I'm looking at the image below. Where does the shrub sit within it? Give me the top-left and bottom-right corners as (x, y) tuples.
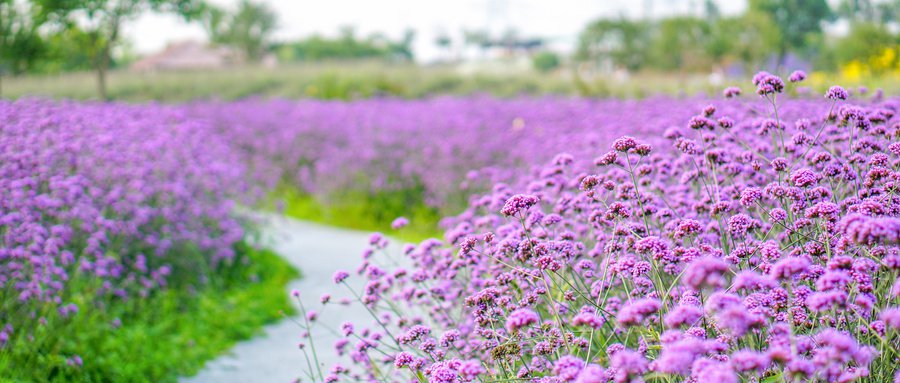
(533, 52), (561, 73)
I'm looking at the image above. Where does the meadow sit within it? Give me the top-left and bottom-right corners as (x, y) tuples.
(3, 71), (900, 382)
(6, 62), (900, 102)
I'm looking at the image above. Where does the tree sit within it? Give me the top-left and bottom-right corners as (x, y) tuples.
(832, 22), (898, 70)
(0, 0), (46, 97)
(35, 0), (204, 100)
(532, 51), (560, 73)
(205, 0), (277, 62)
(709, 11), (783, 70)
(649, 16), (713, 72)
(576, 18), (652, 71)
(748, 0), (834, 65)
(386, 29), (415, 62)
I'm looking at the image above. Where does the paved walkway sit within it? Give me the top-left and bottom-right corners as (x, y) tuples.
(182, 216), (381, 383)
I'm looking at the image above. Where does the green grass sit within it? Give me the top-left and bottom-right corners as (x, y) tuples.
(269, 185), (443, 243)
(2, 62), (571, 102)
(0, 242), (298, 383)
(5, 61), (899, 102)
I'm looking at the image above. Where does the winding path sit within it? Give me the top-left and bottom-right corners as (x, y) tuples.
(182, 216), (378, 383)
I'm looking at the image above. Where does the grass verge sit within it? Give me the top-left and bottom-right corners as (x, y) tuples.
(269, 185), (444, 243)
(4, 62), (896, 102)
(0, 241), (298, 383)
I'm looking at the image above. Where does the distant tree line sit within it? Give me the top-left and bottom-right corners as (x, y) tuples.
(576, 0), (900, 73)
(0, 0), (418, 98)
(1, 0), (205, 99)
(273, 28), (415, 63)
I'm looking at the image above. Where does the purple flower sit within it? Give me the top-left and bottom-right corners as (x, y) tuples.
(826, 85), (849, 100)
(713, 304), (763, 337)
(790, 168), (819, 187)
(572, 311), (605, 329)
(839, 214), (900, 245)
(617, 298), (661, 326)
(739, 187), (762, 206)
(391, 217), (409, 230)
(682, 257), (730, 291)
(732, 271), (777, 291)
(612, 136), (639, 152)
(880, 308), (900, 329)
(333, 270), (350, 284)
(574, 364), (606, 383)
(506, 308), (540, 333)
(770, 257), (810, 280)
(501, 194), (540, 217)
(728, 213), (756, 237)
(731, 350), (771, 373)
(689, 116), (716, 131)
(458, 360), (484, 381)
(399, 325), (431, 344)
(664, 305), (704, 328)
(789, 70), (807, 82)
(693, 360), (738, 383)
(394, 351), (414, 368)
(609, 349), (648, 382)
(654, 338), (709, 374)
(553, 355), (585, 382)
(425, 359), (469, 383)
(723, 87), (742, 98)
(752, 71), (785, 95)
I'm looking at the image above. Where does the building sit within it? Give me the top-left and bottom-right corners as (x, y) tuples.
(131, 41), (244, 72)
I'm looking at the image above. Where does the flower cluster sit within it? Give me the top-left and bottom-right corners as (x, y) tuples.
(0, 100), (249, 358)
(292, 74), (900, 382)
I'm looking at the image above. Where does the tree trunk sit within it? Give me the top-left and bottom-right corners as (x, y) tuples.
(97, 46), (109, 101)
(95, 14), (121, 101)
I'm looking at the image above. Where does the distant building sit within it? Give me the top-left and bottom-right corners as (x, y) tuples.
(131, 41), (244, 72)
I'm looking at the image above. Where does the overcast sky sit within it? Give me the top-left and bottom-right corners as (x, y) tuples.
(126, 0), (748, 61)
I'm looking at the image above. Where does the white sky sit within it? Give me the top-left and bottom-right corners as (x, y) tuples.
(125, 0), (748, 61)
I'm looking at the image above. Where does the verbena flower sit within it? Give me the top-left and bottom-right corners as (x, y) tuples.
(826, 85), (849, 100)
(506, 308), (540, 333)
(789, 70), (807, 83)
(501, 194), (540, 217)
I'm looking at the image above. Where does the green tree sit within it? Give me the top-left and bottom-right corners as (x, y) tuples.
(0, 0), (46, 96)
(532, 51), (560, 73)
(832, 22), (898, 70)
(748, 0), (833, 65)
(35, 0), (204, 99)
(709, 11), (783, 70)
(386, 29), (415, 62)
(273, 28), (414, 63)
(39, 26), (103, 73)
(649, 16), (713, 72)
(205, 0), (277, 62)
(576, 18), (651, 71)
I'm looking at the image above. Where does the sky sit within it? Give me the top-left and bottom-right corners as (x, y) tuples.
(125, 0), (748, 61)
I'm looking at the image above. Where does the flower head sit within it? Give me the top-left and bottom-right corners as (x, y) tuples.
(826, 85), (849, 100)
(501, 194), (540, 217)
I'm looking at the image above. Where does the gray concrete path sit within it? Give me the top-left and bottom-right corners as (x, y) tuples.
(182, 215), (383, 383)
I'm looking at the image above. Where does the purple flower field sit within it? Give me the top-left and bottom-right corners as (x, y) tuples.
(1, 100), (249, 338)
(3, 73), (900, 382)
(285, 78), (900, 382)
